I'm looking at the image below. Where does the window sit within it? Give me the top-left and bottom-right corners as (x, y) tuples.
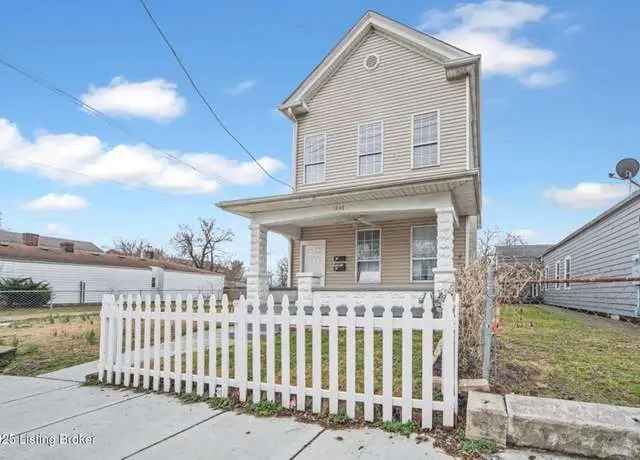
(411, 225), (437, 281)
(358, 121), (383, 176)
(79, 281), (86, 304)
(544, 266), (549, 290)
(412, 112), (439, 168)
(564, 256), (571, 289)
(555, 261), (561, 289)
(356, 229), (381, 283)
(304, 134), (326, 184)
(151, 277), (156, 288)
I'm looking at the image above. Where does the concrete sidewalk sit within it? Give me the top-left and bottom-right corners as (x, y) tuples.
(0, 375), (451, 460)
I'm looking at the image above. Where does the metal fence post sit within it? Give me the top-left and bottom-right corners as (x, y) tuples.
(482, 261), (496, 380)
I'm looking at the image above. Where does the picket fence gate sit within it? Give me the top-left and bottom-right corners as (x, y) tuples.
(98, 292), (460, 428)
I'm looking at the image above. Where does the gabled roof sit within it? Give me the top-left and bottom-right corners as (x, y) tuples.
(496, 244), (553, 261)
(279, 10), (479, 118)
(0, 229), (103, 253)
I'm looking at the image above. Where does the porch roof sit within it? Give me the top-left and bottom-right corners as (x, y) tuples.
(217, 171), (479, 218)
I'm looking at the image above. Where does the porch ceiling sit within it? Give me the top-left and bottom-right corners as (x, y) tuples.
(217, 172), (479, 218)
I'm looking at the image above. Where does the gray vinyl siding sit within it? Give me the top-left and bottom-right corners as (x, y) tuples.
(291, 216), (467, 289)
(295, 30), (468, 192)
(542, 197), (640, 317)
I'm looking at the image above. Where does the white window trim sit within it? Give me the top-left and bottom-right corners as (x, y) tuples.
(356, 120), (384, 177)
(410, 110), (440, 169)
(555, 261), (561, 290)
(564, 255), (571, 290)
(302, 133), (327, 185)
(410, 224), (437, 283)
(300, 240), (326, 287)
(354, 227), (382, 284)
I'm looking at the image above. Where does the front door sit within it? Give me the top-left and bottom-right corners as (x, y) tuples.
(301, 240), (326, 287)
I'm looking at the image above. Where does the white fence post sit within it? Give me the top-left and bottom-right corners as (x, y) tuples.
(96, 290), (461, 429)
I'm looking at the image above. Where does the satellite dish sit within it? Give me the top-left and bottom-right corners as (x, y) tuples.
(615, 158), (640, 180)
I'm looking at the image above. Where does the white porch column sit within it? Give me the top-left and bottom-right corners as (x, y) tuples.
(433, 207), (457, 296)
(246, 222), (269, 307)
(296, 272), (321, 305)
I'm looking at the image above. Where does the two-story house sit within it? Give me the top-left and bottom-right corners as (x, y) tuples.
(217, 11), (481, 306)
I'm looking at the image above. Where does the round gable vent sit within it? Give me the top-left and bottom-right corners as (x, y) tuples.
(363, 53), (380, 71)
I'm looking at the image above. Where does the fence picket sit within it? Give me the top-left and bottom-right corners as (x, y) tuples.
(311, 300), (321, 413)
(328, 299), (339, 414)
(114, 295), (124, 386)
(208, 295), (217, 396)
(236, 295), (247, 402)
(132, 294), (142, 388)
(184, 295), (194, 394)
(422, 293), (434, 429)
(295, 300), (305, 411)
(102, 295), (115, 383)
(401, 295), (413, 423)
(442, 294), (455, 427)
(251, 298), (261, 403)
(363, 299), (374, 421)
(221, 295), (230, 397)
(97, 294), (110, 382)
(142, 294), (152, 390)
(382, 295), (393, 421)
(123, 294), (133, 386)
(152, 295), (161, 391)
(266, 295), (275, 402)
(174, 294), (182, 394)
(346, 300), (356, 418)
(163, 294), (171, 393)
(281, 295), (291, 408)
(196, 295), (205, 396)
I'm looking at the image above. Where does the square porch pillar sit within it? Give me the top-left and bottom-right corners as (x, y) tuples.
(246, 222), (268, 307)
(433, 207), (457, 296)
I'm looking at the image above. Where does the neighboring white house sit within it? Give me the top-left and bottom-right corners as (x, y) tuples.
(0, 232), (224, 305)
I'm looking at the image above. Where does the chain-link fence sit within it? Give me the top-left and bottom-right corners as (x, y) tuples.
(0, 288), (225, 313)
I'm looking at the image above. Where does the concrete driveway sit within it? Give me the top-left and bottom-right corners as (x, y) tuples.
(0, 374), (452, 460)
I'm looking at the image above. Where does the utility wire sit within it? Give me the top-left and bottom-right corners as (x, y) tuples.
(0, 55), (229, 184)
(137, 0), (293, 191)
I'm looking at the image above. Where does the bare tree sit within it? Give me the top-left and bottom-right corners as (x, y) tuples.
(112, 238), (166, 259)
(171, 218), (234, 271)
(212, 259), (245, 281)
(275, 257), (288, 288)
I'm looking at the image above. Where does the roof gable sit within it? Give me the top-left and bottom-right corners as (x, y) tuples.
(279, 11), (475, 117)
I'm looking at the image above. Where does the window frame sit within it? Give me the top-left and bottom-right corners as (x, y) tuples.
(302, 133), (327, 185)
(354, 227), (382, 284)
(564, 256), (571, 290)
(555, 260), (561, 290)
(410, 110), (440, 169)
(356, 120), (384, 177)
(410, 224), (438, 283)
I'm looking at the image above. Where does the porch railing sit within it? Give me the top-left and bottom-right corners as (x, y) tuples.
(97, 292), (460, 428)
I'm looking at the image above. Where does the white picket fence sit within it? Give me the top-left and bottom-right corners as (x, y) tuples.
(98, 292), (460, 428)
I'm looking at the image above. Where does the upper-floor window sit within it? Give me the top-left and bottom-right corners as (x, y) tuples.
(411, 225), (437, 282)
(304, 134), (326, 184)
(358, 121), (383, 176)
(356, 228), (381, 283)
(412, 112), (439, 168)
(564, 256), (571, 289)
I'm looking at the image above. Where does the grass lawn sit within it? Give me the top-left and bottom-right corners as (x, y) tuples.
(495, 304), (640, 407)
(0, 312), (100, 376)
(0, 305), (100, 322)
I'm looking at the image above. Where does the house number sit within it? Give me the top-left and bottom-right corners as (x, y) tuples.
(334, 204), (345, 211)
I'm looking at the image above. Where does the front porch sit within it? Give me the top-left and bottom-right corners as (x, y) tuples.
(218, 178), (478, 307)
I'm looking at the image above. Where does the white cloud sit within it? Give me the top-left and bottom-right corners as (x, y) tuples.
(226, 80), (256, 96)
(81, 77), (186, 122)
(544, 182), (628, 209)
(418, 1), (565, 87)
(0, 118), (285, 194)
(45, 223), (72, 237)
(520, 70), (567, 88)
(24, 193), (88, 211)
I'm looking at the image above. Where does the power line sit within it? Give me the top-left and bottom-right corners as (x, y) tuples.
(0, 55), (228, 184)
(137, 0), (293, 191)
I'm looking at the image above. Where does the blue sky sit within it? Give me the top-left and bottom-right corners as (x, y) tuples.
(1, 1), (639, 270)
